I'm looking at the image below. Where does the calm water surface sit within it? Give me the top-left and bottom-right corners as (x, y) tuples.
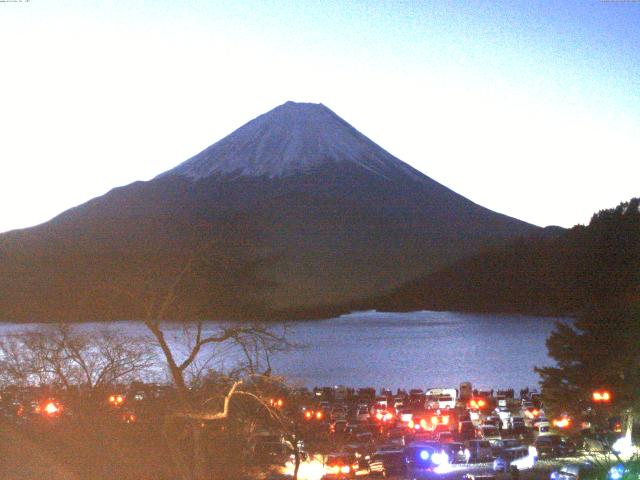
(269, 310), (565, 391)
(0, 310), (566, 391)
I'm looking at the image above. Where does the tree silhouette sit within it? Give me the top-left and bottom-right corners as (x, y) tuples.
(536, 199), (640, 435)
(134, 242), (295, 480)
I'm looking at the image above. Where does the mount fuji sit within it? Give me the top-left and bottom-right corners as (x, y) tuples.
(0, 102), (539, 321)
(160, 101), (426, 181)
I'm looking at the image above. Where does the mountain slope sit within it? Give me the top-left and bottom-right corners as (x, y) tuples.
(0, 102), (539, 321)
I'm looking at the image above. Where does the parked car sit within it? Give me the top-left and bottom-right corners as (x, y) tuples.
(534, 435), (576, 458)
(550, 462), (595, 480)
(495, 406), (510, 418)
(579, 431), (622, 453)
(385, 426), (407, 447)
(442, 442), (466, 464)
(404, 443), (449, 474)
(251, 433), (290, 464)
(458, 420), (476, 441)
(367, 448), (405, 477)
(464, 440), (493, 462)
(476, 425), (501, 442)
(343, 441), (373, 467)
(499, 439), (523, 450)
(533, 417), (549, 427)
(493, 446), (536, 472)
(534, 420), (551, 437)
(331, 419), (348, 434)
(355, 431), (374, 445)
(356, 406), (370, 422)
(484, 416), (501, 428)
(399, 408), (413, 423)
(510, 416), (526, 434)
(323, 453), (359, 478)
(437, 431), (454, 443)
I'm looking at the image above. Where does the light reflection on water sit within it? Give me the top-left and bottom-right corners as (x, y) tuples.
(0, 310), (568, 391)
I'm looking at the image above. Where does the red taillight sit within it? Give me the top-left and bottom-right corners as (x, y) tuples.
(593, 391), (606, 401)
(442, 415), (449, 425)
(420, 419), (427, 429)
(408, 419), (415, 429)
(553, 417), (571, 428)
(36, 400), (62, 416)
(123, 412), (136, 423)
(316, 411), (323, 420)
(478, 399), (486, 407)
(305, 410), (313, 419)
(44, 402), (59, 415)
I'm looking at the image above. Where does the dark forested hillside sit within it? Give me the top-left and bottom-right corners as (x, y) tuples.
(371, 198), (640, 317)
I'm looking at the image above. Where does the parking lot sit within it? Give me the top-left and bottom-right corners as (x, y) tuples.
(0, 383), (632, 480)
(255, 385), (634, 480)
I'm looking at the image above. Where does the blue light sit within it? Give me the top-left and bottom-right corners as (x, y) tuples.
(608, 464), (625, 480)
(419, 450), (430, 461)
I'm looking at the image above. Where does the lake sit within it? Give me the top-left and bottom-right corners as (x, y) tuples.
(0, 310), (566, 391)
(269, 310), (564, 391)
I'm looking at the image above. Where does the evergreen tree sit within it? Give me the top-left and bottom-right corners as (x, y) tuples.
(536, 199), (640, 429)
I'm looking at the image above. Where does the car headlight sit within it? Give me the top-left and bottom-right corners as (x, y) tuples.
(432, 452), (449, 466)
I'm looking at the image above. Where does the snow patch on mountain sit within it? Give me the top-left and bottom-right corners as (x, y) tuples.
(160, 101), (426, 182)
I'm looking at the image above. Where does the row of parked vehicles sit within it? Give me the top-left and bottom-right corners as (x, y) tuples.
(270, 385), (625, 479)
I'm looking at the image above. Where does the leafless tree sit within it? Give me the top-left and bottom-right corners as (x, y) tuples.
(140, 255), (297, 480)
(0, 323), (158, 389)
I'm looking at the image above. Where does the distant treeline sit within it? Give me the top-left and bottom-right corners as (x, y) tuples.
(365, 198), (640, 318)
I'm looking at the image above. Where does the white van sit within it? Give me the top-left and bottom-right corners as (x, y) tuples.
(425, 388), (458, 409)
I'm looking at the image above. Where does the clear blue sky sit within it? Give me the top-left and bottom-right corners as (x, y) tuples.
(1, 0), (638, 232)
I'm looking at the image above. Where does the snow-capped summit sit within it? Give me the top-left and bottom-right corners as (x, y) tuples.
(161, 101), (423, 181)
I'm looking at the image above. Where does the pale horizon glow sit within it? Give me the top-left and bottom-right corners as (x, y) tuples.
(1, 0), (638, 233)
